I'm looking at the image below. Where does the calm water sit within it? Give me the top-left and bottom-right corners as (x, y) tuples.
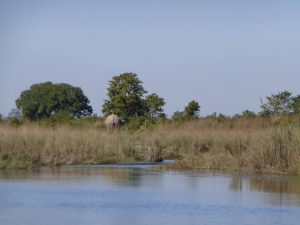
(0, 164), (300, 225)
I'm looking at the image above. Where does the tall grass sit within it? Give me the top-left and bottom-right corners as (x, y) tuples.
(0, 116), (300, 174)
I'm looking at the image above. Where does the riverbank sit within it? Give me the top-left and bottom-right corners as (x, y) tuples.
(1, 117), (300, 175)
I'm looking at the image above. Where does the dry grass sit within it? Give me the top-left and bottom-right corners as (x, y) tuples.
(0, 123), (163, 169)
(1, 116), (300, 175)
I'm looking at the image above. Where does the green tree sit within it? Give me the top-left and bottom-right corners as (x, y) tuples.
(172, 111), (186, 121)
(102, 73), (146, 121)
(260, 91), (293, 116)
(145, 93), (166, 119)
(102, 73), (165, 122)
(172, 100), (200, 121)
(16, 82), (92, 120)
(184, 100), (200, 119)
(291, 95), (300, 114)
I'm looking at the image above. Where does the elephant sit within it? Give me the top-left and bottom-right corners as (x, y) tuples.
(104, 114), (122, 131)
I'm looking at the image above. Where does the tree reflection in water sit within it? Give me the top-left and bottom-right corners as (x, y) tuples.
(229, 175), (300, 206)
(101, 167), (142, 187)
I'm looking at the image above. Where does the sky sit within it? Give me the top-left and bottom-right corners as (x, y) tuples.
(1, 0), (300, 117)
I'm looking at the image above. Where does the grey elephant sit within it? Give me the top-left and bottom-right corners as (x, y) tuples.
(104, 114), (121, 131)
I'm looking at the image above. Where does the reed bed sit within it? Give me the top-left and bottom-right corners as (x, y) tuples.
(1, 117), (300, 175)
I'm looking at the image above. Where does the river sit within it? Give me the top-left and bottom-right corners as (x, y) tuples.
(0, 163), (300, 225)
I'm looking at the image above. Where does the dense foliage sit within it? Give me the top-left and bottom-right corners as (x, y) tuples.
(102, 73), (165, 123)
(260, 91), (300, 116)
(184, 100), (200, 119)
(172, 100), (200, 121)
(260, 91), (293, 116)
(145, 93), (166, 119)
(291, 95), (300, 114)
(16, 82), (93, 120)
(9, 76), (300, 128)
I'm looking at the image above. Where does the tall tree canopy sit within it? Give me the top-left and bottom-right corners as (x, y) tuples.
(16, 82), (93, 120)
(291, 95), (300, 114)
(260, 91), (293, 116)
(102, 73), (165, 122)
(184, 100), (200, 119)
(145, 93), (166, 119)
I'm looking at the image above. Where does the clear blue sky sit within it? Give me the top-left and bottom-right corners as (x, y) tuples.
(1, 0), (300, 117)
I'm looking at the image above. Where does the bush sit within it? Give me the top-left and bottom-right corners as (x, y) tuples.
(126, 117), (146, 131)
(38, 112), (73, 127)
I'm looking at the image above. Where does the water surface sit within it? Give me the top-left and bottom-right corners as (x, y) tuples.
(0, 164), (300, 225)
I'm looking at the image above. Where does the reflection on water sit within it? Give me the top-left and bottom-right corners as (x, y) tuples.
(249, 177), (300, 195)
(230, 175), (300, 195)
(0, 166), (155, 187)
(229, 175), (300, 207)
(229, 177), (243, 192)
(0, 166), (300, 225)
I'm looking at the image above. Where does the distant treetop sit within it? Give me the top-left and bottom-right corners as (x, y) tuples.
(260, 91), (294, 116)
(172, 100), (200, 121)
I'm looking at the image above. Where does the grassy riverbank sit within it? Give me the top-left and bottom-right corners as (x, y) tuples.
(1, 116), (300, 175)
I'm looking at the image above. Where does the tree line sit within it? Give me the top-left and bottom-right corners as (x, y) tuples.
(4, 72), (300, 127)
